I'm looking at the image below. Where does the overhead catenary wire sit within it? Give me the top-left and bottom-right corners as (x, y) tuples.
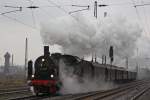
(44, 0), (99, 53)
(0, 14), (39, 30)
(0, 11), (39, 31)
(0, 0), (39, 30)
(138, 0), (150, 35)
(1, 0), (150, 32)
(45, 0), (91, 30)
(71, 5), (90, 7)
(46, 0), (69, 14)
(134, 3), (150, 7)
(69, 5), (89, 14)
(130, 0), (149, 36)
(0, 6), (22, 15)
(46, 0), (90, 16)
(0, 9), (22, 15)
(0, 0), (69, 30)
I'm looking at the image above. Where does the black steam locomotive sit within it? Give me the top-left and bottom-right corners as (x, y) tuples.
(27, 46), (137, 95)
(27, 46), (62, 95)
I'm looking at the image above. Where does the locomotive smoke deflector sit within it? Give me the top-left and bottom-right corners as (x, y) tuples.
(44, 46), (50, 56)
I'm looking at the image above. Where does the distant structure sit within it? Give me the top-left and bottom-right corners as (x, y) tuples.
(4, 52), (11, 73)
(12, 54), (14, 66)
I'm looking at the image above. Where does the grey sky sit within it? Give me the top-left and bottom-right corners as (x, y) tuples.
(0, 0), (150, 65)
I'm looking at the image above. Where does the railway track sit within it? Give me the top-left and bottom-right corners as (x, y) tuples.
(67, 80), (150, 100)
(42, 79), (150, 100)
(0, 86), (32, 100)
(2, 79), (150, 100)
(9, 95), (50, 100)
(131, 85), (150, 100)
(9, 91), (101, 100)
(0, 87), (30, 95)
(48, 91), (101, 100)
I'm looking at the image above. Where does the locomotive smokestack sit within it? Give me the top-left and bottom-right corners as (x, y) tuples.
(44, 46), (50, 56)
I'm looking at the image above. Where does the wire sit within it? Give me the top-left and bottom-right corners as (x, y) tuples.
(46, 0), (69, 14)
(46, 0), (89, 16)
(0, 9), (21, 15)
(69, 8), (89, 14)
(40, 5), (73, 8)
(130, 0), (149, 36)
(135, 3), (150, 7)
(0, 6), (22, 15)
(45, 0), (86, 21)
(4, 5), (22, 8)
(139, 0), (150, 35)
(108, 2), (133, 6)
(2, 0), (38, 29)
(134, 4), (150, 36)
(45, 0), (92, 38)
(71, 5), (89, 7)
(69, 5), (89, 14)
(0, 14), (39, 30)
(0, 0), (74, 31)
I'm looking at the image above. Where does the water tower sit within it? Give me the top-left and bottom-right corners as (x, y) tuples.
(4, 52), (11, 73)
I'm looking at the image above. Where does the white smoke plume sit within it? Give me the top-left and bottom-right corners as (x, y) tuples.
(40, 14), (142, 66)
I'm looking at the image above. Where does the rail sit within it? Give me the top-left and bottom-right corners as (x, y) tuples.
(68, 80), (150, 100)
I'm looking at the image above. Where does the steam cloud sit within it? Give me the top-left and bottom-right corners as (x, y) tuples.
(40, 13), (150, 93)
(40, 14), (142, 66)
(59, 60), (116, 94)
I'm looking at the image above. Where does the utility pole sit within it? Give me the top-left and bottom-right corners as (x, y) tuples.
(95, 53), (97, 63)
(104, 55), (106, 64)
(126, 56), (128, 69)
(25, 38), (28, 75)
(94, 1), (98, 18)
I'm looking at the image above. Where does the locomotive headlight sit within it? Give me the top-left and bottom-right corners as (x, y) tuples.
(31, 75), (34, 78)
(50, 74), (54, 78)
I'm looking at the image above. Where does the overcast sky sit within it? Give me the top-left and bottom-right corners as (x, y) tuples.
(0, 0), (150, 65)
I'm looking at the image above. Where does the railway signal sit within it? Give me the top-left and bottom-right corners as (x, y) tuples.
(109, 46), (114, 65)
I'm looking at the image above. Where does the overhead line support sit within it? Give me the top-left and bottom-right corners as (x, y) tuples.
(94, 1), (108, 18)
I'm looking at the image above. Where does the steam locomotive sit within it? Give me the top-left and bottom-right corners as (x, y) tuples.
(27, 46), (62, 95)
(27, 46), (137, 95)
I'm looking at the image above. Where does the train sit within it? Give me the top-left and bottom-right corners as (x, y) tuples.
(27, 46), (137, 95)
